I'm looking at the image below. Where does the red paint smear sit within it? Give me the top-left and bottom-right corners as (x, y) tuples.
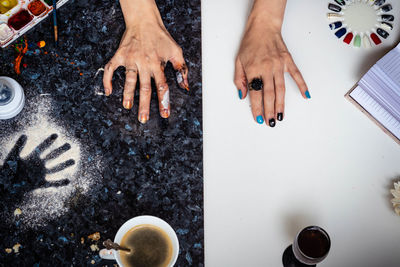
(8, 10), (33, 30)
(28, 0), (47, 16)
(370, 33), (382, 45)
(14, 38), (28, 75)
(343, 33), (353, 44)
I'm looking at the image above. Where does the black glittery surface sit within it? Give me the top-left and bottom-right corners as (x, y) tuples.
(0, 0), (203, 266)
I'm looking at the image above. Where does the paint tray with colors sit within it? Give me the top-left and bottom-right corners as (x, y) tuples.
(0, 0), (69, 48)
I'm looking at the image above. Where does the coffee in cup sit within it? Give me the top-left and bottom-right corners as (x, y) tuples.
(119, 224), (173, 267)
(99, 215), (179, 267)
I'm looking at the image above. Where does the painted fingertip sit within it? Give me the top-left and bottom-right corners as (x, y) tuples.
(160, 109), (170, 118)
(256, 115), (264, 124)
(138, 113), (149, 124)
(238, 89), (243, 99)
(176, 71), (189, 91)
(277, 113), (283, 121)
(269, 118), (276, 127)
(123, 100), (133, 110)
(305, 90), (311, 99)
(184, 80), (190, 91)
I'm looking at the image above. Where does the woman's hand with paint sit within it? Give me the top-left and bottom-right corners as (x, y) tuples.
(103, 0), (189, 124)
(234, 0), (310, 127)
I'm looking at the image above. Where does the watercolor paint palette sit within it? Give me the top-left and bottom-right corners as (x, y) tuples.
(327, 0), (395, 49)
(0, 0), (69, 48)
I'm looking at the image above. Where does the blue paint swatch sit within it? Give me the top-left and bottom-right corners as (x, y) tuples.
(335, 28), (347, 38)
(329, 21), (342, 30)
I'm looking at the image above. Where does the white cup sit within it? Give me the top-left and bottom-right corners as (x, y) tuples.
(0, 76), (25, 120)
(99, 215), (179, 267)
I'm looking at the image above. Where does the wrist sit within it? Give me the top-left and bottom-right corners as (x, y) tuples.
(247, 0), (286, 32)
(246, 12), (282, 34)
(120, 0), (164, 29)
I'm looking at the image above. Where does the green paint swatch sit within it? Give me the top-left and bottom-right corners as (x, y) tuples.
(354, 35), (361, 47)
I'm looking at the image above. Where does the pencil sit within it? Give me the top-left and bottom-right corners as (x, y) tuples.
(53, 0), (58, 46)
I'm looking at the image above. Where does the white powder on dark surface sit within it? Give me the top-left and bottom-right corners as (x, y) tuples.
(0, 97), (102, 229)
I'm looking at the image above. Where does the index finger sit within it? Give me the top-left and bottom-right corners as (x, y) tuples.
(285, 55), (309, 99)
(170, 48), (189, 91)
(5, 135), (27, 161)
(103, 55), (123, 96)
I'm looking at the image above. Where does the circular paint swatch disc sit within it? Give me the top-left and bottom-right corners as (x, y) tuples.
(327, 0), (395, 49)
(344, 2), (378, 32)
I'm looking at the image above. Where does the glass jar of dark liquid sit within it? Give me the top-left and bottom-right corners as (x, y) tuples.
(292, 226), (331, 265)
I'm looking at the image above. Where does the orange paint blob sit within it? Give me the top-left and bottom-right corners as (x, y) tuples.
(37, 40), (46, 48)
(28, 0), (46, 16)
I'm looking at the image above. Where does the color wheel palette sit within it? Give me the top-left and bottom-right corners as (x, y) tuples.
(0, 0), (69, 48)
(327, 0), (395, 48)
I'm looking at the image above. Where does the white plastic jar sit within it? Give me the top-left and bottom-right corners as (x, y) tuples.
(0, 76), (25, 120)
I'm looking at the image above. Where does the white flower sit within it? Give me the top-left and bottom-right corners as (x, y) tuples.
(390, 182), (400, 216)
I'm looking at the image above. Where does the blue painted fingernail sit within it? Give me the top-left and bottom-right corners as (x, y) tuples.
(256, 116), (264, 124)
(238, 89), (243, 99)
(305, 90), (311, 99)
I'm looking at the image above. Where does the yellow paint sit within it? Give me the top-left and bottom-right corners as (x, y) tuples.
(0, 0), (18, 14)
(38, 40), (46, 48)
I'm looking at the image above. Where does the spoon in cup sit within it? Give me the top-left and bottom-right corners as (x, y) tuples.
(103, 239), (131, 253)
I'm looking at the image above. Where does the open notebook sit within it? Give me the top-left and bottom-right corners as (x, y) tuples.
(346, 43), (400, 145)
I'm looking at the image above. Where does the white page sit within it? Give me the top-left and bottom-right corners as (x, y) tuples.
(350, 86), (400, 140)
(358, 43), (400, 121)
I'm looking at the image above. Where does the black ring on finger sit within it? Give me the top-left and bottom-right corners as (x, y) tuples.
(249, 78), (263, 91)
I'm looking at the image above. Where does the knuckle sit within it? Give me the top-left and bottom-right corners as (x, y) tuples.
(140, 85), (152, 92)
(157, 82), (168, 91)
(234, 79), (242, 88)
(276, 84), (286, 92)
(105, 62), (114, 71)
(150, 61), (162, 71)
(292, 68), (301, 77)
(123, 91), (134, 98)
(264, 89), (275, 99)
(174, 46), (183, 57)
(125, 76), (137, 83)
(283, 51), (293, 61)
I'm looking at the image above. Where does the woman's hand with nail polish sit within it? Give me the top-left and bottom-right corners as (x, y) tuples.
(103, 0), (189, 124)
(234, 0), (309, 127)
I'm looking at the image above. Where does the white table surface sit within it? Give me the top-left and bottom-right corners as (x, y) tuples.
(202, 1), (400, 266)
